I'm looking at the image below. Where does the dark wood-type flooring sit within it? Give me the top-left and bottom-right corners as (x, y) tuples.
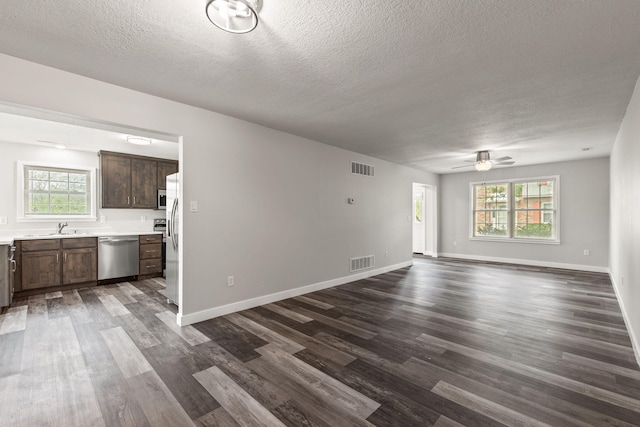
(1, 256), (640, 426)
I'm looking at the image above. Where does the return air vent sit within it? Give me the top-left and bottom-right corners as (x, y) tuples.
(350, 255), (375, 272)
(351, 161), (375, 177)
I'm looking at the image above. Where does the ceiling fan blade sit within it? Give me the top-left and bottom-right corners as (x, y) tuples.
(493, 156), (512, 162)
(451, 164), (475, 169)
(494, 161), (515, 165)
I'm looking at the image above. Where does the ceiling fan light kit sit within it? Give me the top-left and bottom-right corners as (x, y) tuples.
(475, 160), (492, 171)
(452, 150), (514, 171)
(206, 0), (260, 34)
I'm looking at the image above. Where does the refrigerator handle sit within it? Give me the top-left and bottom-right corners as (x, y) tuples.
(171, 197), (179, 250)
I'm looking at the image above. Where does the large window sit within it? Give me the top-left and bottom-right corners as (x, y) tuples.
(18, 162), (96, 221)
(471, 177), (558, 242)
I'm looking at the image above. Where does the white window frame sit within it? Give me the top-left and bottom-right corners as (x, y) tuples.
(469, 175), (560, 244)
(17, 161), (97, 222)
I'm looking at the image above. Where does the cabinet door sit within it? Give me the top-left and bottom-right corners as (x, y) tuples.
(21, 250), (61, 290)
(131, 158), (158, 209)
(63, 248), (97, 285)
(157, 161), (178, 190)
(101, 153), (132, 208)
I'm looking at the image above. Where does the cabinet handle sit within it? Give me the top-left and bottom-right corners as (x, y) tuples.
(56, 253), (59, 263)
(146, 265), (157, 268)
(64, 253), (67, 262)
(11, 259), (17, 273)
(133, 196), (136, 205)
(128, 196), (130, 205)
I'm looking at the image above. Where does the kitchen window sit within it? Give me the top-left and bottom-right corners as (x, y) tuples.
(471, 177), (559, 243)
(17, 162), (97, 221)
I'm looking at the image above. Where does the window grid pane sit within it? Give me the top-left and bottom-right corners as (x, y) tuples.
(514, 180), (555, 239)
(24, 166), (91, 216)
(473, 183), (509, 237)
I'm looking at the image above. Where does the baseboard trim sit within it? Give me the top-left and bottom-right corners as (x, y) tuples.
(438, 252), (609, 274)
(609, 274), (640, 368)
(177, 260), (413, 326)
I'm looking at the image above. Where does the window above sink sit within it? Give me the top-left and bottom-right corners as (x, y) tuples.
(17, 161), (97, 222)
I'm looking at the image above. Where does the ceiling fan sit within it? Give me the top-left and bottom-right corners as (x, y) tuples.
(452, 150), (515, 171)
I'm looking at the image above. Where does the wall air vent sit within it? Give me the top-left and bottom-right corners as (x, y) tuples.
(351, 161), (375, 177)
(350, 255), (375, 272)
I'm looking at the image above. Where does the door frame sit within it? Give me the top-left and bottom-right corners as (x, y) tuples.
(412, 182), (438, 257)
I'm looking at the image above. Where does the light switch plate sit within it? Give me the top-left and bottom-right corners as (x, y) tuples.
(190, 201), (198, 212)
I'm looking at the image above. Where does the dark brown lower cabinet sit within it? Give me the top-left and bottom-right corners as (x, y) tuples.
(17, 237), (98, 292)
(21, 249), (61, 290)
(139, 234), (163, 278)
(62, 248), (97, 285)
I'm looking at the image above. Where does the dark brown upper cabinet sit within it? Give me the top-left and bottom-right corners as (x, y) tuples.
(157, 161), (178, 190)
(100, 151), (178, 209)
(101, 153), (132, 208)
(131, 158), (158, 209)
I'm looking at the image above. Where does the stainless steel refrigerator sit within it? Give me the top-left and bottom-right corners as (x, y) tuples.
(166, 172), (179, 306)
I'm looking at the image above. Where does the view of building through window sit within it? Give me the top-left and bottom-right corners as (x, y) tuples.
(473, 183), (509, 236)
(472, 178), (556, 241)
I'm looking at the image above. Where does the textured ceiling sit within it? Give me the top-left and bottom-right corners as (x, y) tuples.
(1, 0), (640, 173)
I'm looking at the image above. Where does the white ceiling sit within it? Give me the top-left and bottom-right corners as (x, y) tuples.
(0, 105), (179, 160)
(1, 0), (639, 173)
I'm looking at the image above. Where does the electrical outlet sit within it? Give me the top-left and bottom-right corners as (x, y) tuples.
(385, 251), (388, 258)
(583, 249), (590, 256)
(227, 276), (235, 287)
(0, 217), (7, 225)
(453, 241), (457, 247)
(141, 215), (146, 222)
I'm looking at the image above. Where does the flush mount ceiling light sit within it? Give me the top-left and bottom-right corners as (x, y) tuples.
(38, 140), (68, 149)
(206, 0), (260, 34)
(126, 136), (152, 145)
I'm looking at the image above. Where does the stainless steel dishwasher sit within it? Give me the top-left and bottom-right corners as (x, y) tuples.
(98, 235), (140, 281)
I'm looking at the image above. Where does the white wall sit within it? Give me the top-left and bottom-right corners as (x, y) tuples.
(439, 158), (609, 271)
(0, 141), (166, 235)
(610, 75), (640, 362)
(0, 54), (438, 324)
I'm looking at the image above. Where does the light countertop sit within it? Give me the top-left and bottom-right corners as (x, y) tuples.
(0, 230), (163, 246)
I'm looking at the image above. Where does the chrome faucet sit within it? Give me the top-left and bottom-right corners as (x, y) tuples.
(57, 222), (68, 234)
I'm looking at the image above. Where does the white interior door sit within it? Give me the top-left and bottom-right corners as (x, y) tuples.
(412, 186), (426, 254)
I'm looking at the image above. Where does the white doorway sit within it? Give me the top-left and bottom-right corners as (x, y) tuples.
(412, 183), (437, 256)
(413, 186), (426, 253)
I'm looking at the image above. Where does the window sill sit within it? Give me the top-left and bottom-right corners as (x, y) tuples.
(469, 237), (560, 245)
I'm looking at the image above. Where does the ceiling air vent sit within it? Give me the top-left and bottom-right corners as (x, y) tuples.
(351, 161), (375, 177)
(350, 255), (375, 272)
